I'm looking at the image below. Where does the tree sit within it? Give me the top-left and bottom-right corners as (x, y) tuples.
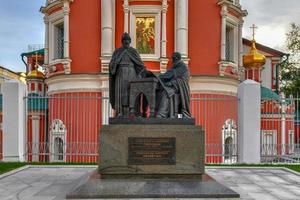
(280, 23), (300, 97)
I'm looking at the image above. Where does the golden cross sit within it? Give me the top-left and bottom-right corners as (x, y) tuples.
(250, 24), (258, 40)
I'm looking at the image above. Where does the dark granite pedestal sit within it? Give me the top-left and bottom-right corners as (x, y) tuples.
(67, 121), (239, 199)
(67, 170), (240, 199)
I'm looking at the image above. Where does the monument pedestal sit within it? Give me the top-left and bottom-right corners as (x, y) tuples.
(67, 171), (239, 199)
(100, 124), (204, 178)
(67, 120), (239, 199)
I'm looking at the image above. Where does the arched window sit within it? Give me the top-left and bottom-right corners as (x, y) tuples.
(50, 119), (66, 162)
(222, 119), (237, 163)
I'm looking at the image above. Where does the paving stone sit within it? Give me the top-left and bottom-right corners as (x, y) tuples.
(1, 167), (300, 199)
(264, 187), (299, 199)
(248, 192), (279, 200)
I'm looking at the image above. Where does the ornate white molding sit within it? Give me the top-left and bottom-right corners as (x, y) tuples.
(218, 61), (240, 79)
(48, 58), (72, 75)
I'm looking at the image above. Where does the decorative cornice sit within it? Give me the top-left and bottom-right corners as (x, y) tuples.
(40, 0), (73, 14)
(40, 1), (62, 14)
(217, 0), (247, 17)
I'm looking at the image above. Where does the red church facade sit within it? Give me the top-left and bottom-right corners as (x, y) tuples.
(10, 0), (295, 163)
(35, 0), (247, 162)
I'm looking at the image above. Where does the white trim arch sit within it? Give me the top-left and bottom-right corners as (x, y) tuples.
(50, 119), (67, 162)
(222, 119), (237, 163)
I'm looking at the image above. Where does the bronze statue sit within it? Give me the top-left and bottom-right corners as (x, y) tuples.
(156, 52), (191, 118)
(109, 33), (147, 117)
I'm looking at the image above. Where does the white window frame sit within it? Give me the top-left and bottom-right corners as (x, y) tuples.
(226, 16), (239, 64)
(261, 130), (277, 155)
(48, 11), (64, 63)
(129, 5), (161, 61)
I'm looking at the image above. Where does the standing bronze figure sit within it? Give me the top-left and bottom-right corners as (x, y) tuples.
(156, 52), (191, 118)
(109, 33), (146, 117)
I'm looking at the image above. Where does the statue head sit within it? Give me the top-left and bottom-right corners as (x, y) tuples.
(121, 32), (131, 49)
(172, 52), (182, 64)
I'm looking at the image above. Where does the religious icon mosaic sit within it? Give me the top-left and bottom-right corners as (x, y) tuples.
(136, 17), (155, 54)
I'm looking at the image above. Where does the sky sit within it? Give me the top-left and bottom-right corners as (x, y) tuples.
(0, 0), (299, 72)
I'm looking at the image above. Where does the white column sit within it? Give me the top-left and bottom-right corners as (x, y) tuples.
(238, 21), (243, 67)
(2, 80), (27, 162)
(281, 94), (286, 155)
(160, 0), (169, 73)
(161, 0), (168, 58)
(101, 0), (115, 73)
(123, 0), (129, 33)
(101, 0), (114, 56)
(32, 115), (40, 162)
(63, 1), (70, 58)
(44, 15), (49, 66)
(175, 0), (188, 58)
(220, 5), (227, 61)
(238, 80), (261, 163)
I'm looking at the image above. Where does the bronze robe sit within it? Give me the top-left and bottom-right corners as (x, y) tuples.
(156, 61), (191, 118)
(109, 47), (145, 116)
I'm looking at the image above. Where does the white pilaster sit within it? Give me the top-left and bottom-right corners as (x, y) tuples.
(2, 80), (27, 162)
(123, 0), (129, 33)
(101, 0), (115, 73)
(238, 80), (261, 163)
(175, 0), (188, 59)
(238, 21), (243, 67)
(44, 15), (49, 66)
(63, 1), (70, 59)
(220, 5), (227, 61)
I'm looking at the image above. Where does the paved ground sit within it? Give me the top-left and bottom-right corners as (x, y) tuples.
(0, 166), (300, 200)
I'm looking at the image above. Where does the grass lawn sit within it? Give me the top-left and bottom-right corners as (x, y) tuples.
(0, 162), (97, 175)
(0, 163), (26, 175)
(1, 162), (300, 175)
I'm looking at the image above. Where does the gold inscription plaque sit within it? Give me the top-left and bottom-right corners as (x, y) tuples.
(128, 137), (176, 165)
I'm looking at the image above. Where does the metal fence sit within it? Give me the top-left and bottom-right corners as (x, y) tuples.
(0, 93), (297, 164)
(260, 95), (299, 163)
(22, 93), (239, 163)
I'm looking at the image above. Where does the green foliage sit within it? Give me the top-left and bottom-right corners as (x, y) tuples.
(280, 23), (300, 97)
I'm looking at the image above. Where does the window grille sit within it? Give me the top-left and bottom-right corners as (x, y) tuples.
(55, 24), (64, 59)
(225, 27), (233, 62)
